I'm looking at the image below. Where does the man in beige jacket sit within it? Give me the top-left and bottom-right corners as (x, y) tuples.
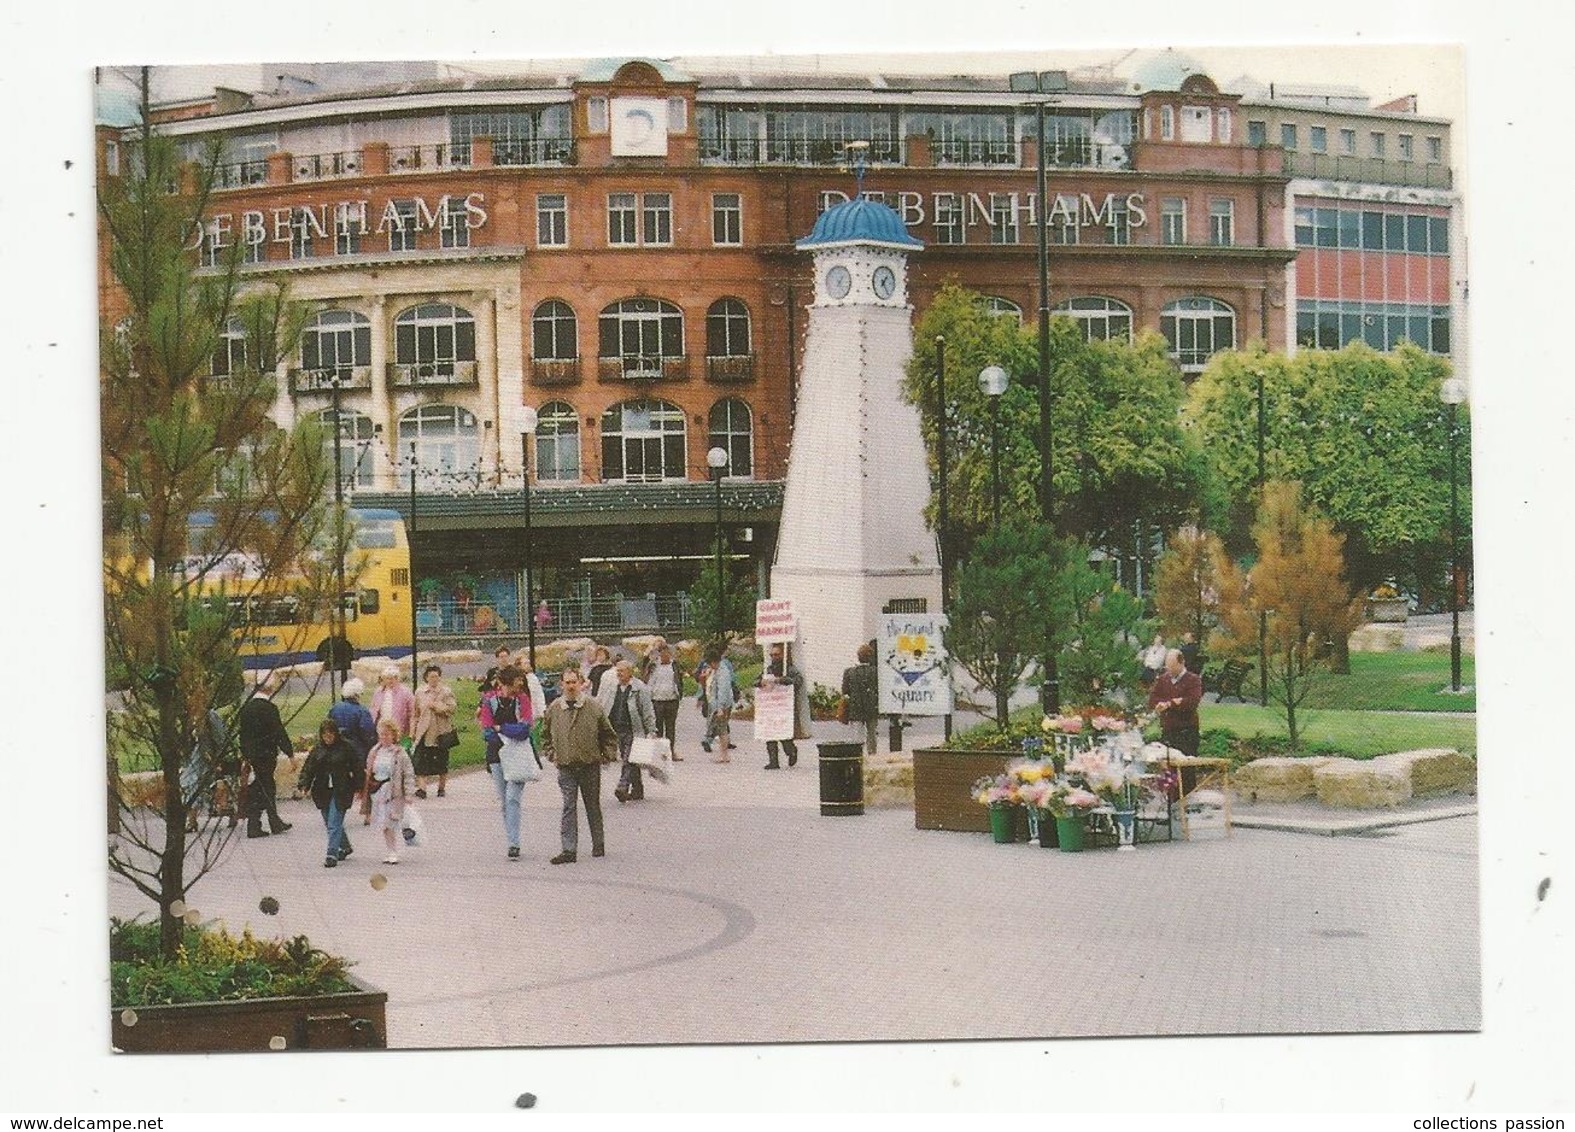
(540, 667), (619, 864)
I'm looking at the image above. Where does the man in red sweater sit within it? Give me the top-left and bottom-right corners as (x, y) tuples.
(1147, 648), (1203, 758)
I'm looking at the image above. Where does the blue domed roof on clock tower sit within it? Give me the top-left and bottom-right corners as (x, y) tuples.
(796, 196), (925, 251)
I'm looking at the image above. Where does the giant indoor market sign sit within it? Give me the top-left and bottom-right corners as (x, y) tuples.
(189, 192), (489, 250)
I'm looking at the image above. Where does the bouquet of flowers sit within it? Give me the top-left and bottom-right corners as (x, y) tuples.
(971, 774), (1018, 808)
(1052, 786), (1101, 816)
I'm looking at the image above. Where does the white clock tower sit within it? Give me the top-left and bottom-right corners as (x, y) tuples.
(770, 196), (941, 690)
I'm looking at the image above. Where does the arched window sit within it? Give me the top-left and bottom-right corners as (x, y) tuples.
(1053, 296), (1134, 343)
(600, 399), (686, 483)
(598, 298), (684, 379)
(393, 302), (476, 383)
(708, 399), (753, 479)
(706, 298), (752, 357)
(212, 317), (246, 377)
(301, 310), (371, 379)
(398, 404), (480, 488)
(533, 401), (580, 483)
(1161, 296), (1236, 373)
(316, 407), (376, 489)
(532, 300), (578, 361)
(983, 296), (1023, 323)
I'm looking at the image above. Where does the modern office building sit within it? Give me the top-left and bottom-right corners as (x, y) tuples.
(95, 54), (1461, 638)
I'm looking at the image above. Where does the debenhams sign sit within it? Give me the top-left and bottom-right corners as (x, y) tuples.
(190, 192), (488, 249)
(820, 189), (1149, 229)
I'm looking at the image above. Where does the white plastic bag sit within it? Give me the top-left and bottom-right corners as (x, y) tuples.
(401, 803), (427, 847)
(499, 735), (541, 783)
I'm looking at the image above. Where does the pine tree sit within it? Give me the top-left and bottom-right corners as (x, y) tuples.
(1153, 525), (1236, 647)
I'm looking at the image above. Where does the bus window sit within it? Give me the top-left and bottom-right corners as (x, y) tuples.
(355, 520), (398, 549)
(359, 588), (381, 615)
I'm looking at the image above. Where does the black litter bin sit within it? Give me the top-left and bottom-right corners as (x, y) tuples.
(817, 741), (864, 817)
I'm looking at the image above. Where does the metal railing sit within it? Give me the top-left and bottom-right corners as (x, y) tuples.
(1037, 138), (1132, 170)
(387, 360), (480, 389)
(698, 135), (902, 165)
(530, 357), (581, 386)
(415, 594), (693, 638)
(597, 355), (689, 383)
(1284, 151), (1453, 189)
(932, 138), (1018, 166)
(388, 144), (466, 173)
(288, 366), (374, 395)
(487, 138), (575, 166)
(705, 354), (755, 383)
(213, 160), (269, 189)
(293, 150), (363, 181)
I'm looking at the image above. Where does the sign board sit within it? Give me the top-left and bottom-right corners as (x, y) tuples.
(753, 684), (796, 742)
(877, 612), (952, 716)
(754, 598), (797, 643)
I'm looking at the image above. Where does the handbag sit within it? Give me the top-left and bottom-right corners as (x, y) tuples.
(498, 735), (541, 783)
(437, 728), (460, 751)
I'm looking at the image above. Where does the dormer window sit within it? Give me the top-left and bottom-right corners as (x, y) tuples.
(587, 96), (608, 133)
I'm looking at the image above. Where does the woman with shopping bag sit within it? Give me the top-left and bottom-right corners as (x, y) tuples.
(479, 666), (539, 860)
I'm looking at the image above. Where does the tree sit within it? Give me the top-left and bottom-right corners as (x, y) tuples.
(1216, 482), (1364, 750)
(1189, 341), (1470, 598)
(1152, 526), (1236, 646)
(684, 536), (757, 647)
(948, 523), (1067, 726)
(101, 74), (335, 959)
(904, 284), (1213, 574)
(948, 524), (1148, 725)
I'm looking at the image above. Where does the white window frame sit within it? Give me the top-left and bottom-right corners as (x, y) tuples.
(398, 404), (481, 488)
(1398, 133), (1414, 159)
(389, 199), (419, 252)
(1340, 128), (1357, 155)
(933, 192), (965, 244)
(988, 193), (1018, 245)
(1161, 296), (1236, 373)
(668, 96), (688, 133)
(706, 298), (752, 358)
(1371, 132), (1387, 157)
(1159, 105), (1174, 141)
(1216, 107), (1231, 143)
(1209, 198), (1235, 246)
(983, 296), (1023, 324)
(712, 193), (742, 245)
(1280, 122), (1298, 150)
(707, 398), (754, 480)
(600, 399), (687, 484)
(533, 400), (581, 483)
(531, 300), (578, 362)
(1161, 197), (1187, 245)
(537, 193), (568, 247)
(1053, 296), (1133, 343)
(587, 96), (608, 133)
(301, 309), (371, 378)
(212, 317), (246, 377)
(1426, 135), (1443, 163)
(642, 192), (673, 245)
(607, 192), (637, 245)
(1309, 125), (1327, 153)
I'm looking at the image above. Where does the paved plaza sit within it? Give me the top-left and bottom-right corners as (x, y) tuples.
(107, 706), (1480, 1049)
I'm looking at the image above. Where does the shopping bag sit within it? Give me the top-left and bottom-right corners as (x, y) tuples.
(401, 803), (426, 847)
(499, 735), (541, 783)
(628, 736), (672, 785)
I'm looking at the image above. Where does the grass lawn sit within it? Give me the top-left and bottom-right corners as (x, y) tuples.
(1275, 649), (1476, 713)
(1200, 703), (1476, 759)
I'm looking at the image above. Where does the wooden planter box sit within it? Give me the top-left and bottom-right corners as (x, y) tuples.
(912, 747), (1018, 833)
(112, 974), (387, 1053)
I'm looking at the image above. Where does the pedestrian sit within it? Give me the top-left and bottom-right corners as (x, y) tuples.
(479, 665), (536, 860)
(1147, 648), (1204, 759)
(181, 706), (231, 832)
(840, 642), (880, 757)
(235, 672), (293, 839)
(534, 599), (553, 632)
(1179, 632), (1202, 677)
(703, 645), (736, 763)
(758, 642), (803, 770)
(363, 717), (416, 864)
(598, 659), (657, 802)
(411, 664), (458, 799)
(370, 666), (416, 739)
(587, 645), (614, 698)
(482, 645), (512, 692)
(1139, 633), (1168, 687)
(643, 643), (684, 760)
(539, 667), (618, 864)
(297, 719), (363, 868)
(328, 677), (377, 762)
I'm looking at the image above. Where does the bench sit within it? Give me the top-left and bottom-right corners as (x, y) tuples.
(1208, 659), (1253, 703)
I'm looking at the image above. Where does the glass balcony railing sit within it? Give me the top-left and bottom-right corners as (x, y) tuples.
(1283, 151), (1452, 189)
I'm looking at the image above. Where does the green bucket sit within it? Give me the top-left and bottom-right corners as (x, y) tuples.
(988, 805), (1016, 844)
(1054, 815), (1086, 852)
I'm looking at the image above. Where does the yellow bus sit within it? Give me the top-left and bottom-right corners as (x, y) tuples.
(185, 507), (413, 670)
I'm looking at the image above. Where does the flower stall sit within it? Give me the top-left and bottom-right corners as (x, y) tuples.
(918, 707), (1230, 846)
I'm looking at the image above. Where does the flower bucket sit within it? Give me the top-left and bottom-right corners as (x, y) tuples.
(988, 804), (1016, 844)
(1115, 809), (1136, 852)
(1037, 809), (1058, 848)
(1054, 815), (1086, 852)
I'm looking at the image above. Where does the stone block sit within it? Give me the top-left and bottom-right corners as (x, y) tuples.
(1348, 624), (1406, 652)
(863, 753), (914, 809)
(1232, 756), (1337, 803)
(1372, 748), (1476, 798)
(1313, 758), (1413, 808)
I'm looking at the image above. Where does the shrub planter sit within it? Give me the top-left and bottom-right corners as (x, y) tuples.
(912, 747), (1018, 832)
(112, 974), (387, 1053)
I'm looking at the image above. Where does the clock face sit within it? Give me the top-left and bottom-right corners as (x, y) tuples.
(872, 266), (898, 300)
(825, 265), (852, 299)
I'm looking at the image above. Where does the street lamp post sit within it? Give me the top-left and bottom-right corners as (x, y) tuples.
(936, 335), (951, 742)
(1441, 377), (1467, 691)
(520, 407), (539, 670)
(1256, 365), (1269, 707)
(408, 442), (418, 681)
(330, 377), (346, 702)
(1010, 67), (1068, 715)
(978, 365), (1010, 531)
(707, 446), (729, 643)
